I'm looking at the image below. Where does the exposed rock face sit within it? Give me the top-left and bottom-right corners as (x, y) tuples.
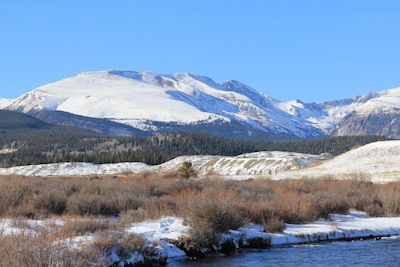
(331, 108), (400, 139)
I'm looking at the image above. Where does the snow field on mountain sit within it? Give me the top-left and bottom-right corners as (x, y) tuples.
(7, 71), (223, 127)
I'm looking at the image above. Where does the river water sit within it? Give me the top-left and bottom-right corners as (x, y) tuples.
(169, 237), (400, 266)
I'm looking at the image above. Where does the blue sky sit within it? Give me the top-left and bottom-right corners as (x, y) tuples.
(1, 0), (399, 103)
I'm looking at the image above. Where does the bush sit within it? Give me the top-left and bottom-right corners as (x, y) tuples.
(0, 229), (98, 267)
(378, 182), (400, 215)
(93, 231), (165, 266)
(60, 218), (116, 237)
(178, 188), (245, 248)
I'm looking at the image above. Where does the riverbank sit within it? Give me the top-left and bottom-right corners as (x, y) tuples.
(1, 211), (400, 266)
(127, 211), (400, 265)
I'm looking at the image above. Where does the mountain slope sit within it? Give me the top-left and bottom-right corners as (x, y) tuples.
(3, 71), (326, 139)
(0, 109), (50, 130)
(3, 70), (400, 139)
(329, 89), (400, 138)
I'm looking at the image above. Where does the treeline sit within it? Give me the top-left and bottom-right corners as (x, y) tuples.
(0, 127), (388, 167)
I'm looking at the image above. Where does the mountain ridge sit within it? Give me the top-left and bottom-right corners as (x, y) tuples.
(2, 70), (400, 139)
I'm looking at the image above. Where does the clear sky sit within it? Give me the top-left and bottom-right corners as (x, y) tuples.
(1, 0), (399, 103)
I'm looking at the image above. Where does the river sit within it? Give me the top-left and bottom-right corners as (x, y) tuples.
(169, 237), (400, 266)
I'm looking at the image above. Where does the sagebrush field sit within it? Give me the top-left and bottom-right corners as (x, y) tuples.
(1, 173), (400, 265)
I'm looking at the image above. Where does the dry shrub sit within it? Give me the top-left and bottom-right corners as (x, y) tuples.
(66, 193), (117, 216)
(32, 182), (68, 216)
(60, 218), (116, 237)
(177, 187), (246, 248)
(271, 184), (318, 224)
(244, 201), (285, 233)
(143, 195), (179, 219)
(0, 176), (31, 216)
(0, 229), (99, 267)
(377, 182), (400, 215)
(311, 180), (351, 217)
(264, 216), (286, 233)
(93, 231), (152, 265)
(94, 231), (146, 254)
(119, 208), (146, 226)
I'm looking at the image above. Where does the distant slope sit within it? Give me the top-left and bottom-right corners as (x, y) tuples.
(0, 109), (51, 130)
(275, 140), (400, 183)
(30, 110), (149, 136)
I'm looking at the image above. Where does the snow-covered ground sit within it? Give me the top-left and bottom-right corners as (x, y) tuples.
(274, 140), (400, 183)
(0, 162), (149, 177)
(2, 212), (399, 265)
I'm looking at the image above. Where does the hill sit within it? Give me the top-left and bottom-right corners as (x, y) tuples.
(274, 140), (400, 183)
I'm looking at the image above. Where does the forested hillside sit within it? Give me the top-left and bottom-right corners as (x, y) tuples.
(0, 110), (388, 167)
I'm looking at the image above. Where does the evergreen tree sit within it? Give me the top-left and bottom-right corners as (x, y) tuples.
(178, 161), (195, 179)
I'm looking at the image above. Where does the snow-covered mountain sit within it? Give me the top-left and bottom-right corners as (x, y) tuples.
(2, 70), (400, 139)
(328, 89), (400, 138)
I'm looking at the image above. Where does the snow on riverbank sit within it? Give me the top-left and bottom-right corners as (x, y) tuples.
(127, 211), (400, 262)
(1, 211), (400, 265)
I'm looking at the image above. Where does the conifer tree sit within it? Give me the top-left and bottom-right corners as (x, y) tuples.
(178, 161), (195, 179)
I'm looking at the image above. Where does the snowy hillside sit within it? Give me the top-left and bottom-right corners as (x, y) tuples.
(149, 151), (324, 177)
(275, 140), (400, 183)
(0, 98), (13, 108)
(0, 151), (323, 178)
